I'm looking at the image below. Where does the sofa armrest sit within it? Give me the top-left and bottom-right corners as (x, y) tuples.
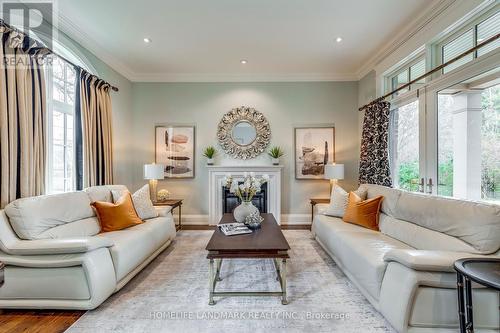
(383, 249), (488, 272)
(315, 203), (330, 215)
(155, 206), (172, 217)
(3, 236), (114, 256)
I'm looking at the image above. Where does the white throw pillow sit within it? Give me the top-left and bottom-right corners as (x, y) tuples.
(112, 184), (158, 220)
(324, 185), (367, 218)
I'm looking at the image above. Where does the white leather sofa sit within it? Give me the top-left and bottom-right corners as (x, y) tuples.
(312, 184), (500, 333)
(0, 185), (176, 310)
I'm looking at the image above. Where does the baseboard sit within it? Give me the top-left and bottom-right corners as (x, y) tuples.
(176, 214), (312, 226)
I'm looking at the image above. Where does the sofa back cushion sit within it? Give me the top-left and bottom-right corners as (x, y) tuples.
(378, 214), (479, 253)
(84, 185), (128, 203)
(4, 191), (96, 240)
(361, 184), (500, 254)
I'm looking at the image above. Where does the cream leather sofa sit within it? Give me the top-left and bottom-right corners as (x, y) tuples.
(313, 184), (500, 333)
(0, 185), (176, 310)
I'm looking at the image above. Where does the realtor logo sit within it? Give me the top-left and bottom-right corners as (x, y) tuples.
(1, 1), (53, 49)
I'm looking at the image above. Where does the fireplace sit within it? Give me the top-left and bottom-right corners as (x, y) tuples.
(207, 165), (282, 225)
(223, 182), (268, 214)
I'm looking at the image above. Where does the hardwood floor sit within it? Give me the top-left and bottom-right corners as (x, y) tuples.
(0, 225), (311, 332)
(0, 310), (84, 333)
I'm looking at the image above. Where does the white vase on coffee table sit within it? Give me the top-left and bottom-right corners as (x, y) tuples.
(233, 200), (259, 223)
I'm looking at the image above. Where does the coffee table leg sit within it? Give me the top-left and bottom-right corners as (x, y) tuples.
(281, 259), (288, 305)
(215, 259), (223, 281)
(209, 259), (216, 305)
(273, 259), (280, 281)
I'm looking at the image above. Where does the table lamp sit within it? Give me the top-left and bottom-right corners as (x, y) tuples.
(144, 163), (165, 202)
(324, 163), (344, 193)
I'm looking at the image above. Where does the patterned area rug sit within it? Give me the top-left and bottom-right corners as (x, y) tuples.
(67, 230), (396, 333)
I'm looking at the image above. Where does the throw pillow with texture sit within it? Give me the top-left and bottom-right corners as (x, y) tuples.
(342, 191), (383, 231)
(112, 184), (158, 220)
(324, 185), (367, 218)
(92, 192), (143, 232)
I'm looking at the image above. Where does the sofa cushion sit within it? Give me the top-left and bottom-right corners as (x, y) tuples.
(313, 214), (413, 300)
(111, 184), (158, 220)
(100, 216), (174, 281)
(92, 192), (143, 232)
(84, 185), (128, 203)
(379, 214), (480, 253)
(361, 184), (500, 254)
(4, 192), (95, 240)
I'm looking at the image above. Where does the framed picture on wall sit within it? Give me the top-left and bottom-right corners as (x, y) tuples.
(155, 126), (195, 178)
(294, 126), (335, 179)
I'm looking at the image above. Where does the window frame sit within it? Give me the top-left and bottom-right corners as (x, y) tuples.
(46, 56), (77, 194)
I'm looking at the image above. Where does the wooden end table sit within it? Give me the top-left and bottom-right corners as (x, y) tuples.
(205, 213), (290, 305)
(309, 198), (330, 226)
(454, 258), (500, 333)
(154, 199), (183, 231)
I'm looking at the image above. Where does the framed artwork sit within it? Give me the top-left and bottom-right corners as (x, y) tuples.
(155, 126), (195, 178)
(294, 126), (335, 179)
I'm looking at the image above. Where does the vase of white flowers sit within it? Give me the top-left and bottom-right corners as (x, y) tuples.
(224, 172), (269, 223)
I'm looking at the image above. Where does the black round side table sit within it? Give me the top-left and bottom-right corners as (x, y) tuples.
(0, 261), (4, 288)
(454, 258), (500, 333)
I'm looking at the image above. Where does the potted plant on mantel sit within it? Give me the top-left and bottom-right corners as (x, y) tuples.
(203, 146), (217, 165)
(268, 146), (284, 165)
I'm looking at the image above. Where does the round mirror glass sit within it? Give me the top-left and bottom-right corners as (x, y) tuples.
(231, 121), (257, 146)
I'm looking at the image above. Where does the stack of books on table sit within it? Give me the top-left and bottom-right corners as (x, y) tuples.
(218, 223), (252, 236)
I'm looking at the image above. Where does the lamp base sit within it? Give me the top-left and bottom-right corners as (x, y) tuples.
(149, 179), (158, 203)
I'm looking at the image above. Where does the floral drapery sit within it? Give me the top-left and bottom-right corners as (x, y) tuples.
(359, 100), (393, 187)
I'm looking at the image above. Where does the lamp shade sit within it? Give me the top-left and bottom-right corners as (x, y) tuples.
(324, 164), (344, 180)
(144, 164), (164, 180)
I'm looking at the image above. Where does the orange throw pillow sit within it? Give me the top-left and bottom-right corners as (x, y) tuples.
(91, 192), (143, 232)
(342, 192), (383, 231)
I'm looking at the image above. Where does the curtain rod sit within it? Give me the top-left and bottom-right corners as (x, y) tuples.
(358, 32), (500, 111)
(0, 19), (119, 92)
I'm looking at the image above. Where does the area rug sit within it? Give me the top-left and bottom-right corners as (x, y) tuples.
(67, 230), (396, 333)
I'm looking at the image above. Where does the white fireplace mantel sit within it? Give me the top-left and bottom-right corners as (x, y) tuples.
(207, 165), (283, 225)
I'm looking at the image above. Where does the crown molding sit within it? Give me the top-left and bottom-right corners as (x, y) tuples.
(129, 72), (358, 83)
(355, 0), (455, 80)
(55, 13), (135, 80)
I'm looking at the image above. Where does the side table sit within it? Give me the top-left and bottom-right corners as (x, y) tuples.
(155, 199), (183, 231)
(309, 198), (330, 228)
(454, 258), (500, 333)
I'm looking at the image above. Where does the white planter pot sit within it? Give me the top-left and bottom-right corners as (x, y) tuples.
(233, 200), (259, 223)
(207, 158), (214, 165)
(272, 158), (280, 165)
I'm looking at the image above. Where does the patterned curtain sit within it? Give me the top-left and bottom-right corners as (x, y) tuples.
(359, 100), (392, 187)
(0, 22), (48, 208)
(75, 68), (113, 189)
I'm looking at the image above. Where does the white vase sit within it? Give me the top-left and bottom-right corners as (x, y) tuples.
(207, 158), (214, 165)
(272, 158), (279, 165)
(233, 200), (259, 223)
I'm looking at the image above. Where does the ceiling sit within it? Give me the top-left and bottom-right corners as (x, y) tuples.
(53, 0), (441, 82)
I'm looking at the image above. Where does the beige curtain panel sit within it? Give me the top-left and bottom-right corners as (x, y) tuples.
(0, 25), (48, 208)
(76, 69), (114, 188)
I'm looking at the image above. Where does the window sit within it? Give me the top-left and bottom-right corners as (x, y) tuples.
(47, 56), (76, 193)
(389, 100), (420, 191)
(441, 10), (500, 74)
(387, 57), (425, 96)
(437, 69), (500, 203)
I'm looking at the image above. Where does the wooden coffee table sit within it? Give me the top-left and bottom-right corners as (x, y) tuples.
(205, 213), (290, 305)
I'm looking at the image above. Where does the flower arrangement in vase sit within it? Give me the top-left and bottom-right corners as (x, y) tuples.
(224, 172), (269, 223)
